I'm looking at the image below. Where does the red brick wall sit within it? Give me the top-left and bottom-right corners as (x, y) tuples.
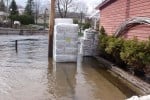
(123, 25), (150, 40)
(129, 0), (150, 17)
(100, 0), (150, 40)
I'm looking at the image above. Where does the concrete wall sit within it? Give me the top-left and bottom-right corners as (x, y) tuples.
(0, 28), (48, 35)
(99, 0), (150, 40)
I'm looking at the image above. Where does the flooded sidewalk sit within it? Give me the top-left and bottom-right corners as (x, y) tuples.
(54, 59), (126, 100)
(0, 35), (134, 100)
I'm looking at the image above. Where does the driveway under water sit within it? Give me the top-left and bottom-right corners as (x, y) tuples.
(0, 35), (134, 100)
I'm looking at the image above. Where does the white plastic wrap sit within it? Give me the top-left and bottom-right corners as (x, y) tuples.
(83, 49), (93, 56)
(84, 29), (98, 39)
(55, 18), (73, 25)
(56, 40), (65, 49)
(65, 41), (78, 48)
(82, 39), (93, 47)
(56, 49), (65, 54)
(65, 48), (78, 55)
(80, 29), (99, 56)
(53, 23), (79, 62)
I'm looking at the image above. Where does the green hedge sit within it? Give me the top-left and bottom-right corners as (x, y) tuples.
(99, 34), (150, 74)
(9, 14), (35, 25)
(19, 15), (35, 25)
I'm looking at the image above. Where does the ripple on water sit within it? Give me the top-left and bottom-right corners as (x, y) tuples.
(0, 35), (132, 100)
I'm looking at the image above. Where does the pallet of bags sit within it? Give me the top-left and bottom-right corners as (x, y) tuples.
(53, 23), (79, 62)
(84, 29), (97, 39)
(80, 28), (99, 56)
(82, 39), (94, 48)
(80, 38), (93, 56)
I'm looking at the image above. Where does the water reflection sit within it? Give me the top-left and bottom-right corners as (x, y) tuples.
(46, 57), (127, 100)
(0, 35), (132, 100)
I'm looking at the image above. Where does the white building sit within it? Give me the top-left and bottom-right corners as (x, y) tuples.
(0, 11), (8, 22)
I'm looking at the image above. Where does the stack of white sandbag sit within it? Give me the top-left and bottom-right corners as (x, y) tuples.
(80, 28), (99, 56)
(53, 23), (79, 62)
(93, 33), (99, 56)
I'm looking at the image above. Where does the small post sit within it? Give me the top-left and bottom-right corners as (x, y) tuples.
(15, 40), (18, 53)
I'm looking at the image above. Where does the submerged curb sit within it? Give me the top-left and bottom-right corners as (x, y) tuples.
(95, 56), (150, 95)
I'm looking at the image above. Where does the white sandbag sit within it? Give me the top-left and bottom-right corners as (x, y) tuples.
(56, 33), (65, 40)
(79, 29), (99, 57)
(65, 48), (78, 55)
(84, 32), (95, 39)
(65, 36), (78, 42)
(82, 39), (93, 47)
(94, 34), (99, 40)
(56, 49), (65, 54)
(65, 41), (78, 48)
(94, 40), (99, 45)
(65, 32), (78, 39)
(56, 40), (65, 49)
(83, 49), (93, 56)
(126, 95), (150, 100)
(56, 24), (79, 33)
(55, 18), (73, 25)
(82, 45), (90, 50)
(70, 41), (78, 47)
(84, 28), (98, 39)
(92, 45), (98, 49)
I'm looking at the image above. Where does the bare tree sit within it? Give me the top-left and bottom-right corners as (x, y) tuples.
(56, 0), (74, 18)
(34, 0), (41, 24)
(75, 1), (88, 33)
(76, 1), (88, 14)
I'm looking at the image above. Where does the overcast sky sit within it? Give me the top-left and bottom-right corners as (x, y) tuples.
(14, 0), (102, 13)
(15, 0), (49, 7)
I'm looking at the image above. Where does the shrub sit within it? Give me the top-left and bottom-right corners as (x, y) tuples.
(98, 28), (108, 57)
(9, 14), (20, 21)
(120, 38), (146, 70)
(105, 36), (125, 66)
(100, 26), (106, 35)
(143, 38), (150, 65)
(73, 19), (78, 24)
(82, 22), (91, 30)
(99, 34), (108, 53)
(99, 26), (107, 54)
(141, 38), (150, 73)
(19, 15), (35, 25)
(105, 36), (123, 54)
(9, 14), (35, 25)
(99, 32), (150, 74)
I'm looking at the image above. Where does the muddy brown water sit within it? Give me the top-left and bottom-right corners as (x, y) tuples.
(0, 35), (135, 100)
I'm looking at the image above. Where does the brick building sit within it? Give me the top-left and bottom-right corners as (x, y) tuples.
(96, 0), (150, 40)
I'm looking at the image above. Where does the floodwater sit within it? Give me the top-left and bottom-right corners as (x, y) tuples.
(0, 35), (134, 100)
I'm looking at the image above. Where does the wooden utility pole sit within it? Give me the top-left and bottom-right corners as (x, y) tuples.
(48, 0), (56, 57)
